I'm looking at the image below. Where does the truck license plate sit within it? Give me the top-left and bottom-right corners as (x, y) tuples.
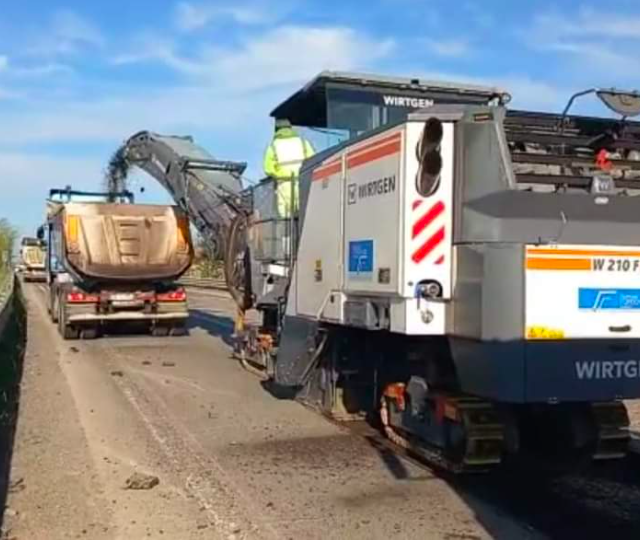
(111, 293), (135, 302)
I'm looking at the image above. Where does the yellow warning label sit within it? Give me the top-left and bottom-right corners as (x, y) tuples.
(526, 326), (565, 340)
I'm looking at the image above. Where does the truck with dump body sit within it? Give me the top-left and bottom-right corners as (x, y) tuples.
(18, 236), (46, 282)
(42, 187), (193, 339)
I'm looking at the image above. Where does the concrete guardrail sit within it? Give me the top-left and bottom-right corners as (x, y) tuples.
(0, 273), (15, 340)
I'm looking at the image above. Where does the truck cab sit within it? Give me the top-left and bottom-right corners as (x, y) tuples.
(19, 236), (47, 282)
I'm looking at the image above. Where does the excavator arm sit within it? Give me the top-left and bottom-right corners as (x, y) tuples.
(114, 131), (248, 258)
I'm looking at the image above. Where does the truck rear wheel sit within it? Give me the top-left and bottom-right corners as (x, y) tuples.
(58, 299), (79, 340)
(151, 325), (170, 337)
(80, 326), (100, 340)
(170, 322), (188, 337)
(50, 291), (59, 324)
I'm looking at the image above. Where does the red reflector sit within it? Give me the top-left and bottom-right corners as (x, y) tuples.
(67, 292), (99, 303)
(157, 289), (187, 302)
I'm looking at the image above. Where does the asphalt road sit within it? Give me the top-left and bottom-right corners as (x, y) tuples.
(4, 284), (640, 539)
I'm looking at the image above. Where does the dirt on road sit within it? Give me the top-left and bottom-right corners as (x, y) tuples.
(1, 285), (539, 540)
(4, 285), (640, 539)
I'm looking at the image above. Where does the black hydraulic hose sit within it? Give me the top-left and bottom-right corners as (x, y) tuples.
(297, 333), (329, 388)
(224, 213), (251, 311)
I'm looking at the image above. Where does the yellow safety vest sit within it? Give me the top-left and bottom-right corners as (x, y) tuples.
(264, 131), (314, 217)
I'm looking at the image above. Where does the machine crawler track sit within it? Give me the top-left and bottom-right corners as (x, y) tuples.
(380, 395), (505, 474)
(592, 402), (630, 460)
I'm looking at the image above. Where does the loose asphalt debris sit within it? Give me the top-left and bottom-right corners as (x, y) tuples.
(124, 472), (160, 491)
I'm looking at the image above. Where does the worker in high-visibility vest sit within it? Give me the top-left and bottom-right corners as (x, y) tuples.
(263, 119), (315, 218)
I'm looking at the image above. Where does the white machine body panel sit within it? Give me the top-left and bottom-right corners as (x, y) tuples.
(402, 121), (454, 300)
(291, 118), (455, 336)
(343, 130), (404, 295)
(292, 154), (345, 322)
(526, 244), (640, 339)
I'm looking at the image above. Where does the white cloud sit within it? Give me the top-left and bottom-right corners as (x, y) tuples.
(10, 63), (74, 77)
(498, 76), (565, 110)
(0, 82), (285, 174)
(544, 41), (640, 75)
(27, 9), (105, 57)
(114, 25), (395, 91)
(210, 26), (395, 90)
(0, 152), (104, 236)
(111, 35), (203, 75)
(423, 38), (469, 58)
(0, 152), (100, 192)
(531, 8), (640, 41)
(415, 69), (564, 111)
(175, 2), (269, 31)
(523, 7), (640, 79)
(1, 23), (393, 160)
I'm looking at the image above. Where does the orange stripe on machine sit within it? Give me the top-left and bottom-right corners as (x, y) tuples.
(346, 132), (401, 159)
(347, 140), (401, 170)
(312, 132), (402, 181)
(527, 248), (640, 258)
(526, 258), (592, 271)
(312, 160), (341, 181)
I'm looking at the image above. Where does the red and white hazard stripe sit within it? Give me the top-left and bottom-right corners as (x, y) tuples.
(411, 199), (446, 265)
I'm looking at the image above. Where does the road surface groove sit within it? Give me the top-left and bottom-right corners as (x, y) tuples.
(5, 284), (640, 538)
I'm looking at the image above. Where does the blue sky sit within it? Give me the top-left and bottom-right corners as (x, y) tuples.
(2, 0), (640, 237)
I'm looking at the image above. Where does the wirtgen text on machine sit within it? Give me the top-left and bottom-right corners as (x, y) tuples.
(576, 360), (640, 380)
(383, 95), (435, 109)
(357, 175), (396, 201)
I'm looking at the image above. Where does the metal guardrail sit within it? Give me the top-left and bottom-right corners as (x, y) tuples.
(179, 276), (227, 290)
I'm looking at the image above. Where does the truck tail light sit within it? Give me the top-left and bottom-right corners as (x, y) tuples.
(416, 117), (444, 197)
(177, 217), (190, 253)
(65, 215), (81, 252)
(157, 289), (187, 302)
(67, 291), (99, 303)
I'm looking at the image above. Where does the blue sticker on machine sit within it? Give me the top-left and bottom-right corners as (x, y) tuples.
(579, 288), (640, 310)
(348, 240), (374, 278)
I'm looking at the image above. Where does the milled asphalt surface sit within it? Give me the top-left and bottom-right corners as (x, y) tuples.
(5, 284), (640, 539)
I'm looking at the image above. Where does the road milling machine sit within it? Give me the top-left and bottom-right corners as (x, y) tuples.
(113, 72), (640, 471)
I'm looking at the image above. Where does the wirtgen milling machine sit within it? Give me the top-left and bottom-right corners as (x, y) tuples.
(115, 72), (640, 471)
